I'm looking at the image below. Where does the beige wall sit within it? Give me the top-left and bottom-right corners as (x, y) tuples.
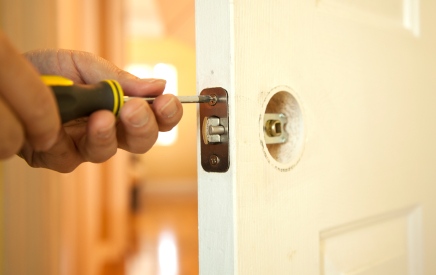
(127, 37), (198, 193)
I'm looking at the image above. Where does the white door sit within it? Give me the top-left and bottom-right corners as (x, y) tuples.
(196, 0), (436, 274)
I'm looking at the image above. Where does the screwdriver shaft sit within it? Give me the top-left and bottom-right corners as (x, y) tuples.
(124, 95), (213, 104)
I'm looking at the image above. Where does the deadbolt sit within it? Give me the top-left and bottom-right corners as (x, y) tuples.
(202, 116), (227, 144)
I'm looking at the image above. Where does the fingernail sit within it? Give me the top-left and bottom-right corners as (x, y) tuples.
(128, 105), (149, 127)
(97, 123), (114, 139)
(160, 97), (179, 118)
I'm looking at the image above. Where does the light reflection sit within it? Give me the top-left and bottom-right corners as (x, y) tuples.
(403, 0), (420, 37)
(158, 231), (178, 275)
(125, 238), (154, 275)
(125, 63), (179, 146)
(125, 64), (154, 79)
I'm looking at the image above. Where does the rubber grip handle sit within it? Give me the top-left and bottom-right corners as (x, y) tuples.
(50, 80), (124, 123)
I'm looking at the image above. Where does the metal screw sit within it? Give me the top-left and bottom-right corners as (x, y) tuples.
(209, 94), (218, 106)
(209, 155), (220, 166)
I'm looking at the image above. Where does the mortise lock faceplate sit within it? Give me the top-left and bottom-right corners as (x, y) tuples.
(200, 87), (229, 173)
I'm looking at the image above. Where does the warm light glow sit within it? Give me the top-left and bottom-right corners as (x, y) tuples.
(125, 63), (179, 146)
(158, 232), (178, 275)
(403, 0), (420, 37)
(124, 64), (154, 78)
(125, 238), (154, 275)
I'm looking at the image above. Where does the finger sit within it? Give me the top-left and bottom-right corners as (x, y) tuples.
(151, 94), (183, 132)
(18, 129), (83, 173)
(0, 98), (25, 159)
(78, 110), (118, 163)
(0, 32), (60, 151)
(24, 49), (167, 96)
(117, 98), (159, 154)
(19, 112), (118, 172)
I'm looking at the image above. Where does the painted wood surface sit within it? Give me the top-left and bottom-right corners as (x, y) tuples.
(196, 1), (236, 274)
(196, 0), (436, 274)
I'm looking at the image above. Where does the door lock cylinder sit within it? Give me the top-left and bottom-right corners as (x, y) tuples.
(264, 113), (288, 144)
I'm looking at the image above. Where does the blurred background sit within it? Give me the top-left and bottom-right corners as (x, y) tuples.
(0, 0), (198, 274)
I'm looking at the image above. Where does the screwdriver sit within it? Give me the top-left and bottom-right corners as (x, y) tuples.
(42, 76), (215, 123)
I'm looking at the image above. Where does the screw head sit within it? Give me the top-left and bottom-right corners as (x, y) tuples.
(209, 94), (218, 106)
(209, 155), (220, 166)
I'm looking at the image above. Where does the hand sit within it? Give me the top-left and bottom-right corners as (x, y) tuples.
(0, 33), (183, 172)
(0, 31), (61, 162)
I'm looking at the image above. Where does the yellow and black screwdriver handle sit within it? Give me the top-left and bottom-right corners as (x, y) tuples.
(41, 75), (124, 124)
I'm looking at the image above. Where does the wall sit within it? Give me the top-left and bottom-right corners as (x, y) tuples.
(127, 37), (198, 194)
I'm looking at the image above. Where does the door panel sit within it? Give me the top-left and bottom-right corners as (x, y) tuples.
(196, 0), (436, 274)
(320, 206), (421, 275)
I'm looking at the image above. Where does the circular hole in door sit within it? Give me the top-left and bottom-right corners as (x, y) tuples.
(261, 86), (305, 171)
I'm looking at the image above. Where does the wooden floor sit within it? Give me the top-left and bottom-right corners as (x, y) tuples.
(125, 192), (199, 275)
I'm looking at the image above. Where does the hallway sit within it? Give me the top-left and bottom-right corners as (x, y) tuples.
(125, 192), (199, 275)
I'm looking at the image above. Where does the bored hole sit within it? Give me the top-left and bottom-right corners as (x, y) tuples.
(262, 88), (305, 169)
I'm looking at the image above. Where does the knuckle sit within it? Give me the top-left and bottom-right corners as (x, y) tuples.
(26, 149), (81, 173)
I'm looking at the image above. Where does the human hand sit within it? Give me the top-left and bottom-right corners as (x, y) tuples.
(0, 35), (183, 172)
(0, 31), (61, 162)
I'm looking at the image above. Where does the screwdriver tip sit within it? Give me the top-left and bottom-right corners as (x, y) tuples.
(124, 94), (219, 104)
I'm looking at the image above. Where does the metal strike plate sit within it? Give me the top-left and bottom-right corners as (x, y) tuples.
(200, 87), (229, 173)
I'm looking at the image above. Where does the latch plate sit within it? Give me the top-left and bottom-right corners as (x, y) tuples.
(200, 87), (229, 173)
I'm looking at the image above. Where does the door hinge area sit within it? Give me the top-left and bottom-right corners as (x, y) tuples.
(200, 87), (229, 173)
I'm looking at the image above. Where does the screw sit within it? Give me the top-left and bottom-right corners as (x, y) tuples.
(209, 155), (220, 166)
(209, 94), (218, 106)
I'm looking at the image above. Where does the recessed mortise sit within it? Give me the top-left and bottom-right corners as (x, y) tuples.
(261, 87), (305, 170)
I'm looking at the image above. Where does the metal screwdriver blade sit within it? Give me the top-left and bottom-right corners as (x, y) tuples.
(123, 95), (213, 104)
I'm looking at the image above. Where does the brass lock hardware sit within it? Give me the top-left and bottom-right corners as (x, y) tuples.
(264, 113), (288, 144)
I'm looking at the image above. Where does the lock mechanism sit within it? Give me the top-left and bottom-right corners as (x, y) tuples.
(264, 113), (288, 144)
(202, 117), (227, 144)
(200, 87), (229, 173)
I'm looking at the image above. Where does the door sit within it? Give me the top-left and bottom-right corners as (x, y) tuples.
(196, 0), (436, 274)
